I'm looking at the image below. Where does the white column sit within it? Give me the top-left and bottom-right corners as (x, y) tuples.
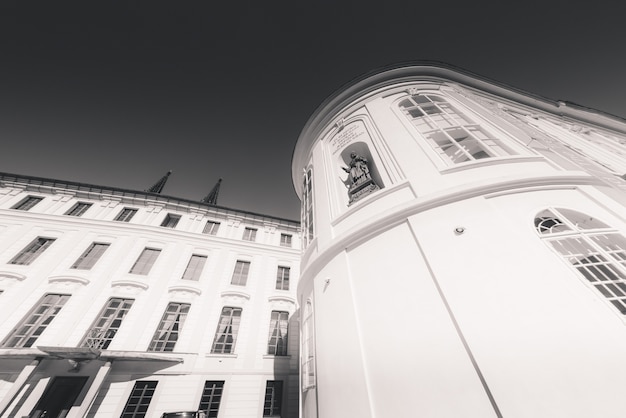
(73, 361), (112, 418)
(0, 359), (40, 417)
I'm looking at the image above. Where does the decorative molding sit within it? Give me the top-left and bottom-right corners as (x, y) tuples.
(268, 295), (296, 305)
(48, 275), (90, 286)
(168, 285), (202, 297)
(0, 271), (27, 282)
(111, 279), (149, 293)
(220, 290), (251, 305)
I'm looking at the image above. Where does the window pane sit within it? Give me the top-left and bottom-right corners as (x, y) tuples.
(120, 381), (158, 418)
(231, 261), (250, 286)
(211, 307), (242, 354)
(263, 380), (283, 416)
(182, 255), (208, 280)
(65, 202), (92, 217)
(203, 221), (220, 235)
(276, 266), (290, 290)
(115, 208), (138, 222)
(81, 298), (134, 349)
(12, 196), (43, 211)
(243, 227), (257, 241)
(148, 303), (190, 352)
(267, 311), (289, 356)
(129, 248), (161, 275)
(9, 237), (56, 265)
(198, 381), (224, 417)
(71, 243), (110, 270)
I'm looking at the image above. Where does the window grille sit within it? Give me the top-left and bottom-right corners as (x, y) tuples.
(65, 202), (92, 217)
(12, 196), (43, 211)
(148, 303), (190, 352)
(198, 381), (224, 418)
(120, 381), (157, 418)
(71, 242), (110, 270)
(2, 293), (70, 348)
(115, 208), (138, 222)
(537, 208), (626, 314)
(9, 237), (56, 265)
(211, 307), (242, 354)
(81, 298), (134, 349)
(263, 380), (283, 417)
(267, 311), (289, 356)
(399, 94), (514, 165)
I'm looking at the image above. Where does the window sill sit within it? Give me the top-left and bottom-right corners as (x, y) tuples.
(263, 355), (291, 359)
(439, 155), (545, 174)
(205, 353), (238, 358)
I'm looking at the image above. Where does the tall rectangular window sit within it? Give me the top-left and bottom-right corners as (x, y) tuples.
(148, 303), (190, 352)
(280, 233), (292, 247)
(181, 254), (207, 281)
(71, 242), (110, 270)
(120, 381), (157, 418)
(129, 248), (161, 275)
(160, 214), (180, 228)
(275, 266), (290, 290)
(263, 380), (283, 417)
(211, 307), (242, 354)
(9, 237), (56, 265)
(198, 381), (224, 418)
(1, 293), (70, 348)
(65, 202), (92, 217)
(231, 260), (250, 286)
(12, 196), (43, 211)
(302, 169), (314, 247)
(203, 221), (220, 235)
(81, 298), (134, 349)
(115, 208), (138, 222)
(243, 227), (257, 242)
(267, 311), (289, 356)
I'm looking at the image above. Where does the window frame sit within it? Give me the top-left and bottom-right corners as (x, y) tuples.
(230, 260), (251, 286)
(1, 293), (70, 348)
(267, 310), (289, 356)
(9, 237), (56, 265)
(242, 227), (257, 242)
(114, 208), (138, 222)
(302, 168), (314, 248)
(275, 266), (290, 290)
(181, 254), (208, 281)
(211, 306), (242, 354)
(263, 380), (283, 417)
(11, 196), (43, 211)
(81, 297), (134, 349)
(203, 220), (221, 235)
(129, 248), (161, 275)
(160, 213), (181, 229)
(198, 380), (225, 418)
(64, 202), (92, 217)
(148, 302), (191, 352)
(280, 233), (292, 247)
(120, 381), (158, 418)
(71, 242), (110, 270)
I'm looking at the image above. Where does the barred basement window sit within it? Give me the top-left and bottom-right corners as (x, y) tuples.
(280, 233), (292, 247)
(1, 293), (70, 348)
(243, 227), (257, 242)
(160, 213), (181, 228)
(203, 221), (220, 235)
(275, 266), (290, 290)
(263, 380), (283, 417)
(81, 298), (134, 349)
(115, 208), (138, 222)
(11, 196), (43, 211)
(198, 381), (224, 418)
(399, 94), (515, 165)
(231, 260), (250, 286)
(181, 254), (208, 281)
(211, 307), (242, 354)
(129, 248), (161, 275)
(148, 303), (190, 352)
(71, 242), (110, 270)
(536, 208), (626, 314)
(120, 381), (157, 418)
(302, 168), (314, 248)
(9, 237), (56, 265)
(65, 202), (92, 217)
(267, 311), (289, 356)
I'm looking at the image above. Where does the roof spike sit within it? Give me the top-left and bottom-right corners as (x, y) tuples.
(202, 178), (222, 205)
(145, 170), (172, 194)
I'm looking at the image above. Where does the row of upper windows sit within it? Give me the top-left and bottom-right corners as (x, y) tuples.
(8, 196), (295, 248)
(122, 379), (283, 418)
(1, 293), (292, 359)
(5, 237), (292, 289)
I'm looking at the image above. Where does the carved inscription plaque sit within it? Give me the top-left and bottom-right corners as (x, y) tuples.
(329, 121), (369, 155)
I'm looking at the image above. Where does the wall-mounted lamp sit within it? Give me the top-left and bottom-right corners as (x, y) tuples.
(454, 226), (465, 235)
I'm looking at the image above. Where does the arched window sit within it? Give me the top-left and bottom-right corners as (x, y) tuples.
(398, 94), (515, 165)
(302, 300), (315, 390)
(536, 208), (626, 314)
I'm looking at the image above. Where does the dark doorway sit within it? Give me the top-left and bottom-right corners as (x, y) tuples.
(30, 376), (88, 418)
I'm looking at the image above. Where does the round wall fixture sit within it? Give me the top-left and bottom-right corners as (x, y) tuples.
(454, 226), (465, 235)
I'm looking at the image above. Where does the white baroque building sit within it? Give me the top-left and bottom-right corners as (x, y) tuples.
(292, 63), (626, 418)
(0, 173), (300, 418)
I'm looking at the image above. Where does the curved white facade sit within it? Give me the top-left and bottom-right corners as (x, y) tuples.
(293, 64), (626, 418)
(0, 174), (300, 417)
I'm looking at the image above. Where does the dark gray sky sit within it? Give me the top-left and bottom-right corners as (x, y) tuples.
(0, 1), (624, 220)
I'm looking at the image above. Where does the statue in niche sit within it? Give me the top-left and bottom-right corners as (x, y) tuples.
(341, 151), (380, 205)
